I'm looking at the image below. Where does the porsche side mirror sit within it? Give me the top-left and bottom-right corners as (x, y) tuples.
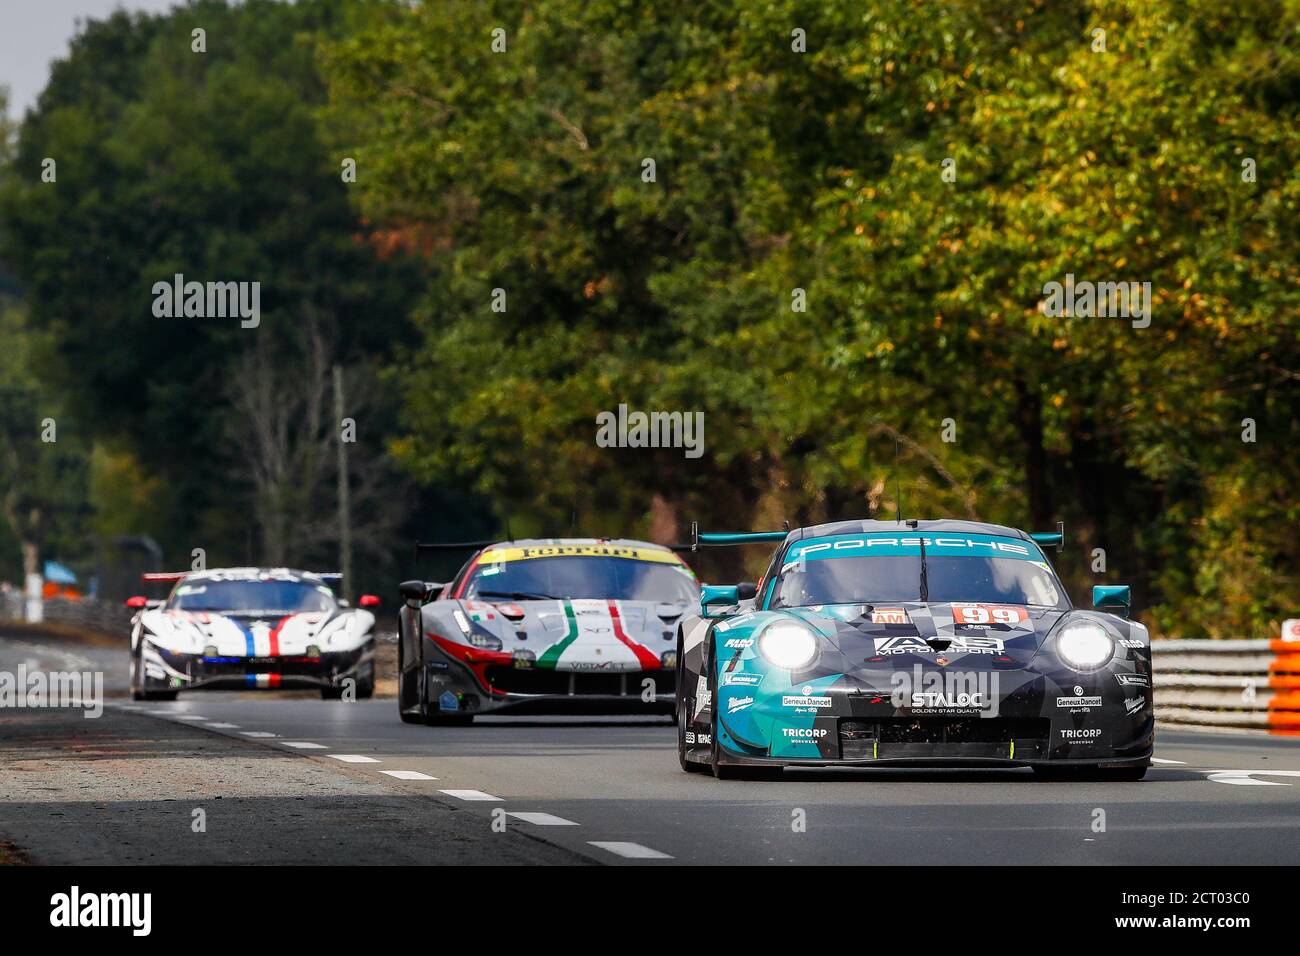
(125, 595), (148, 609)
(701, 582), (756, 619)
(1092, 585), (1131, 620)
(358, 594), (381, 609)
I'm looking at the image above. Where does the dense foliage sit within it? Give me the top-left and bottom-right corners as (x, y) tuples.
(1, 0), (1296, 635)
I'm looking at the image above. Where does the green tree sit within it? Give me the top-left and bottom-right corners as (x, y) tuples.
(325, 0), (1297, 633)
(0, 0), (423, 572)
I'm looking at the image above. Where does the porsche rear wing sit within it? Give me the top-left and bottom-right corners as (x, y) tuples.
(1029, 521), (1066, 552)
(674, 520), (1064, 553)
(671, 521), (789, 553)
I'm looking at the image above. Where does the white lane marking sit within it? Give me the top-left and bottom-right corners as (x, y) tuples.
(175, 715), (210, 721)
(439, 789), (503, 801)
(505, 812), (579, 826)
(206, 723), (239, 728)
(379, 770), (438, 781)
(239, 731), (278, 738)
(146, 709), (174, 715)
(587, 841), (673, 859)
(328, 754), (380, 763)
(1151, 757), (1187, 765)
(1205, 770), (1300, 787)
(280, 741), (327, 750)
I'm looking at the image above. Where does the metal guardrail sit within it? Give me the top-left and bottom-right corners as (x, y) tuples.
(1153, 638), (1300, 735)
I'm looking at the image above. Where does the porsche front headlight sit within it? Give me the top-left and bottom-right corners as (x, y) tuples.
(758, 622), (819, 670)
(1056, 620), (1115, 671)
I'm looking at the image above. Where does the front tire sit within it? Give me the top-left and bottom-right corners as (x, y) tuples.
(133, 689), (178, 702)
(130, 642), (178, 701)
(677, 630), (709, 774)
(398, 626), (423, 722)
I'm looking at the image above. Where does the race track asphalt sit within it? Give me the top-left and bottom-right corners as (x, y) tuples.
(2, 629), (1298, 865)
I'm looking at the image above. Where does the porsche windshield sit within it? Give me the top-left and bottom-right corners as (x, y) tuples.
(169, 579), (337, 614)
(771, 533), (1066, 609)
(465, 555), (698, 603)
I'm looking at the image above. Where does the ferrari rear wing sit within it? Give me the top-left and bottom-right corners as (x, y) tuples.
(140, 570), (344, 583)
(413, 540), (499, 561)
(141, 571), (187, 583)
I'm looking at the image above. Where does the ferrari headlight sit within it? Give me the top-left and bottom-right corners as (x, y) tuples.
(758, 622), (818, 670)
(1057, 620), (1114, 671)
(453, 608), (501, 650)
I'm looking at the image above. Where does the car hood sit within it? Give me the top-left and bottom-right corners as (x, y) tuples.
(140, 608), (368, 654)
(777, 601), (1068, 669)
(451, 598), (688, 670)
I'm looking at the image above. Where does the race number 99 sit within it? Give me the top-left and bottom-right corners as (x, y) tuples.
(952, 604), (1027, 625)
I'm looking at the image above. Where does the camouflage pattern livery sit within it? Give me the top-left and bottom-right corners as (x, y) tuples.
(676, 519), (1154, 780)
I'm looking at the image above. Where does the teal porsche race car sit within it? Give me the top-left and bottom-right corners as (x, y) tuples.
(676, 518), (1153, 780)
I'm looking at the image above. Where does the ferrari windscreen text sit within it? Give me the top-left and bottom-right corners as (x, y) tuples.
(465, 556), (698, 604)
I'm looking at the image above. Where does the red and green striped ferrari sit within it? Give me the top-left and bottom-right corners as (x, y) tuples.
(396, 538), (700, 724)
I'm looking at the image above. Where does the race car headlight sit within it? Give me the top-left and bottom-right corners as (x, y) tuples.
(758, 622), (818, 670)
(453, 608), (502, 650)
(1056, 621), (1115, 671)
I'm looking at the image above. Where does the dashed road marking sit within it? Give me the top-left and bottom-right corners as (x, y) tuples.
(506, 812), (579, 826)
(439, 789), (503, 801)
(175, 715), (210, 721)
(280, 741), (327, 749)
(240, 731), (278, 738)
(379, 770), (438, 781)
(588, 841), (673, 859)
(328, 754), (380, 763)
(1151, 757), (1187, 765)
(441, 790), (501, 801)
(1206, 769), (1300, 787)
(206, 723), (240, 728)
